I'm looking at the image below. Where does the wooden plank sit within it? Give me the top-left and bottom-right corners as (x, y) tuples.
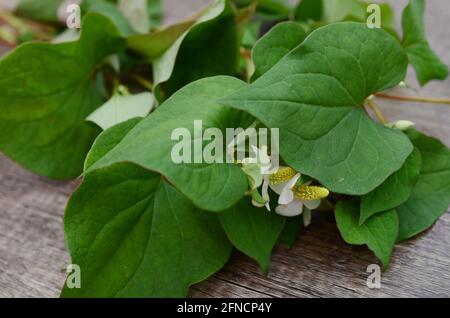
(191, 212), (450, 298)
(0, 156), (73, 297)
(0, 0), (450, 298)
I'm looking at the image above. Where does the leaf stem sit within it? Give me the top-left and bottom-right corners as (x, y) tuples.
(240, 47), (254, 82)
(130, 74), (153, 91)
(0, 26), (16, 46)
(375, 93), (450, 105)
(366, 99), (387, 124)
(0, 10), (53, 41)
(0, 10), (28, 33)
(239, 47), (251, 60)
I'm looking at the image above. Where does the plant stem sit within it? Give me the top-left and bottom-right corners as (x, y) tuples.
(0, 26), (16, 46)
(240, 47), (251, 60)
(375, 93), (450, 105)
(239, 47), (254, 82)
(366, 99), (387, 124)
(0, 10), (53, 41)
(130, 74), (153, 91)
(0, 10), (28, 33)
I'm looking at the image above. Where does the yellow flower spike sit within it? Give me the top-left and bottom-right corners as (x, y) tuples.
(293, 185), (329, 201)
(269, 167), (297, 185)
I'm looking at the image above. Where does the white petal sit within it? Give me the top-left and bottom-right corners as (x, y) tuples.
(265, 161), (279, 175)
(257, 145), (271, 166)
(277, 173), (301, 205)
(386, 120), (416, 131)
(275, 200), (304, 217)
(250, 144), (259, 155)
(261, 165), (272, 175)
(262, 176), (271, 211)
(270, 181), (287, 195)
(241, 163), (262, 189)
(286, 173), (301, 189)
(269, 171), (301, 195)
(304, 199), (321, 210)
(303, 209), (312, 227)
(278, 188), (294, 205)
(262, 176), (270, 200)
(248, 145), (258, 159)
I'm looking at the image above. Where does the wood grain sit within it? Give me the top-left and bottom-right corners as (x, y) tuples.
(0, 0), (449, 298)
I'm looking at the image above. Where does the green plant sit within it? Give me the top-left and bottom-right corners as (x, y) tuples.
(0, 0), (449, 297)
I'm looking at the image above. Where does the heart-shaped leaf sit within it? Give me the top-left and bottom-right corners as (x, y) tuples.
(219, 198), (285, 274)
(84, 117), (143, 170)
(402, 0), (448, 86)
(295, 0), (323, 22)
(16, 0), (64, 23)
(335, 200), (398, 269)
(322, 0), (366, 22)
(396, 130), (450, 241)
(85, 76), (254, 212)
(0, 13), (125, 179)
(294, 0), (397, 37)
(127, 0), (239, 98)
(251, 21), (307, 81)
(221, 22), (412, 195)
(87, 117), (282, 274)
(81, 0), (135, 36)
(277, 215), (304, 248)
(61, 163), (232, 297)
(360, 147), (421, 224)
(255, 0), (293, 20)
(148, 0), (163, 29)
(126, 21), (195, 60)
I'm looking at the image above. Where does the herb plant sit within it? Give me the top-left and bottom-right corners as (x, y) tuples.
(0, 0), (449, 297)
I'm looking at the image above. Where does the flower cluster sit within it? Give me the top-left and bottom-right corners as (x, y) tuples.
(239, 146), (330, 226)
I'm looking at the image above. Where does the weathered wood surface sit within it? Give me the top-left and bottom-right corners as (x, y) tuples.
(0, 0), (449, 298)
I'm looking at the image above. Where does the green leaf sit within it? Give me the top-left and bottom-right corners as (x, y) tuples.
(323, 0), (366, 22)
(0, 13), (125, 179)
(360, 147), (422, 224)
(221, 22), (412, 195)
(61, 163), (232, 297)
(396, 130), (450, 241)
(84, 118), (143, 171)
(256, 0), (293, 20)
(158, 0), (239, 98)
(219, 198), (285, 274)
(295, 0), (323, 22)
(235, 1), (258, 49)
(148, 0), (163, 29)
(335, 200), (398, 269)
(16, 0), (64, 23)
(277, 215), (304, 248)
(295, 0), (366, 24)
(402, 0), (448, 85)
(127, 21), (195, 60)
(86, 91), (154, 130)
(294, 0), (397, 36)
(251, 21), (307, 81)
(85, 76), (253, 212)
(82, 0), (135, 36)
(377, 3), (397, 36)
(241, 20), (262, 48)
(127, 0), (239, 99)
